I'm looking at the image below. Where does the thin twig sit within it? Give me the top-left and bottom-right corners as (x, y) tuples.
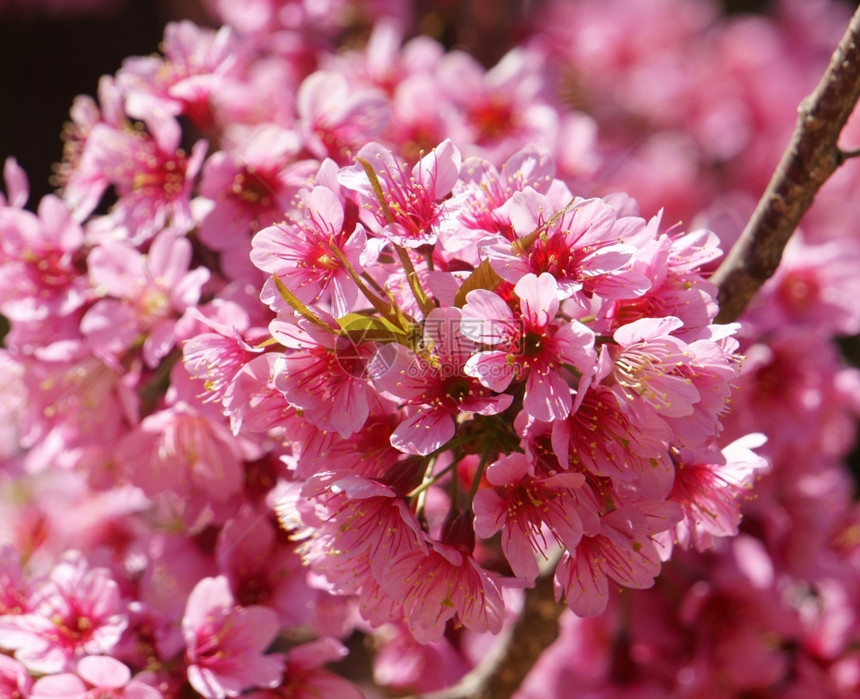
(712, 4), (860, 323)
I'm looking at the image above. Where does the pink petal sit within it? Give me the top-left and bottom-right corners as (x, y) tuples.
(76, 655), (131, 688)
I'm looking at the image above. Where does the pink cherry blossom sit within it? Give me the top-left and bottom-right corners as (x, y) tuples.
(609, 316), (702, 419)
(252, 184), (367, 318)
(372, 307), (512, 455)
(0, 653), (32, 699)
(182, 304), (267, 408)
(245, 638), (363, 699)
(75, 115), (207, 243)
(30, 655), (163, 698)
(198, 126), (314, 251)
(182, 576), (284, 698)
(444, 146), (556, 242)
(338, 139), (461, 248)
(554, 503), (680, 617)
(473, 452), (586, 580)
(115, 402), (246, 500)
(82, 230), (210, 367)
(381, 540), (505, 643)
(0, 193), (87, 328)
(0, 552), (127, 674)
(662, 434), (769, 553)
(297, 71), (390, 164)
(462, 273), (596, 422)
(481, 191), (651, 305)
(269, 315), (377, 438)
(117, 20), (244, 130)
(550, 384), (674, 500)
(742, 231), (860, 337)
(214, 508), (313, 627)
(298, 470), (427, 588)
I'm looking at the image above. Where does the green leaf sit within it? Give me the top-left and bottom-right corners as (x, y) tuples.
(454, 259), (503, 307)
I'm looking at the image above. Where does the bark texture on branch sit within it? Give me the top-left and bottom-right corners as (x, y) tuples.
(712, 4), (860, 323)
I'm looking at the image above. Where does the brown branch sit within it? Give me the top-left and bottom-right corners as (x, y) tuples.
(713, 4), (860, 323)
(401, 565), (564, 699)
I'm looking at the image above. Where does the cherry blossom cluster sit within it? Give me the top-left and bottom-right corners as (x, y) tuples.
(249, 138), (762, 630)
(0, 0), (859, 696)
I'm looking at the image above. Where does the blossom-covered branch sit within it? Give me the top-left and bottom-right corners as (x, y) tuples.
(2, 1), (860, 697)
(713, 3), (860, 323)
(414, 6), (860, 698)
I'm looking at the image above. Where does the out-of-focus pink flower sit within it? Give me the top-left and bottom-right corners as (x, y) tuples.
(0, 189), (88, 332)
(372, 623), (470, 694)
(0, 552), (127, 674)
(118, 21), (244, 131)
(0, 653), (32, 699)
(182, 575), (284, 698)
(82, 230), (209, 367)
(245, 638), (363, 699)
(215, 508), (313, 627)
(297, 71), (389, 164)
(742, 232), (860, 337)
(198, 126), (315, 252)
(115, 402), (246, 501)
(72, 115), (207, 243)
(0, 543), (28, 616)
(30, 655), (163, 698)
(435, 47), (565, 165)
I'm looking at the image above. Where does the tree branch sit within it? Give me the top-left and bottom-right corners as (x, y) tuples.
(713, 4), (860, 323)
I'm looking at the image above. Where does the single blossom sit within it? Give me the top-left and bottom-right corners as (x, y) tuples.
(0, 551), (127, 674)
(73, 113), (207, 242)
(198, 125), (312, 251)
(338, 139), (461, 248)
(462, 272), (596, 422)
(252, 185), (367, 318)
(372, 307), (513, 455)
(269, 314), (377, 438)
(662, 434), (769, 553)
(480, 190), (651, 306)
(473, 452), (587, 580)
(82, 229), (210, 366)
(381, 540), (506, 643)
(554, 503), (680, 617)
(182, 576), (284, 699)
